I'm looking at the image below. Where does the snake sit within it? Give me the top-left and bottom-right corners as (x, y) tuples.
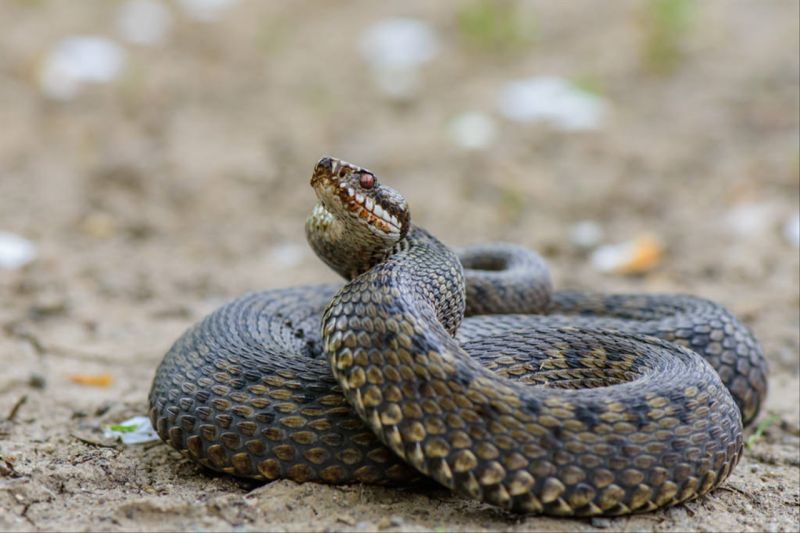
(148, 157), (768, 516)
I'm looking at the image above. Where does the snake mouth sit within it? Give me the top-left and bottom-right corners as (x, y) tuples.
(335, 181), (402, 234)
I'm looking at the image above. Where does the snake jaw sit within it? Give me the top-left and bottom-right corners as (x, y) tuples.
(310, 156), (409, 240)
(338, 181), (403, 234)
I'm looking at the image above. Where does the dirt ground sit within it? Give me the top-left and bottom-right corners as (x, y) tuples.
(0, 1), (798, 531)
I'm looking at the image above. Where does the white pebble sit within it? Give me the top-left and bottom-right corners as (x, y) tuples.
(39, 36), (126, 100)
(569, 220), (603, 249)
(177, 0), (238, 22)
(724, 203), (775, 238)
(448, 112), (497, 150)
(117, 0), (172, 46)
(359, 18), (438, 70)
(591, 241), (635, 272)
(783, 212), (799, 247)
(498, 76), (607, 131)
(0, 232), (37, 270)
(359, 18), (439, 99)
(590, 236), (663, 274)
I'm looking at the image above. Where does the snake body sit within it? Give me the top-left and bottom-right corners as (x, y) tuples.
(149, 158), (767, 516)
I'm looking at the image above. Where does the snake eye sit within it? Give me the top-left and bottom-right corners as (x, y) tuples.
(359, 173), (375, 190)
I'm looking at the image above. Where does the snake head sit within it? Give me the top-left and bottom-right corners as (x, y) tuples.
(310, 156), (410, 241)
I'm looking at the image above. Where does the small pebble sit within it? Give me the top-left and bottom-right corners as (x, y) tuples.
(335, 515), (356, 526)
(29, 294), (68, 318)
(39, 36), (126, 100)
(498, 76), (607, 130)
(783, 212), (799, 247)
(28, 373), (46, 389)
(38, 443), (56, 455)
(724, 203), (774, 238)
(0, 232), (37, 269)
(569, 220), (603, 249)
(591, 235), (663, 274)
(359, 18), (439, 99)
(359, 18), (438, 70)
(377, 515), (404, 530)
(448, 112), (497, 150)
(591, 517), (611, 528)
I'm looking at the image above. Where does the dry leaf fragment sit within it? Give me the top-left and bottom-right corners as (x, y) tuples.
(68, 373), (113, 387)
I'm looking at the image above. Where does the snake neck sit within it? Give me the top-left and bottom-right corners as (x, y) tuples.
(306, 202), (399, 280)
(323, 224), (466, 339)
(394, 226), (467, 337)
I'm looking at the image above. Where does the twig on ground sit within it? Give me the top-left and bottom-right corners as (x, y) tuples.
(6, 394), (28, 421)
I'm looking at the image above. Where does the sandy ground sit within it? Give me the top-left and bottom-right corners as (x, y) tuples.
(0, 1), (798, 531)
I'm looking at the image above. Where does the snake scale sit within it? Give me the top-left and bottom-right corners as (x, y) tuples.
(149, 157), (768, 516)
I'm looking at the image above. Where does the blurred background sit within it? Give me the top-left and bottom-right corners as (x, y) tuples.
(0, 1), (798, 530)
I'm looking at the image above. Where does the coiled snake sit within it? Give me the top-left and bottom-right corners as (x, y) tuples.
(149, 157), (768, 516)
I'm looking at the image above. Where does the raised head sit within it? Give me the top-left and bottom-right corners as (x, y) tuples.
(307, 157), (410, 279)
(310, 157), (409, 240)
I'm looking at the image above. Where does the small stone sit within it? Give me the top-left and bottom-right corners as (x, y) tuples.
(335, 515), (356, 526)
(377, 515), (403, 530)
(591, 517), (611, 528)
(783, 212), (799, 247)
(590, 235), (663, 275)
(498, 76), (608, 130)
(359, 18), (439, 99)
(39, 443), (56, 454)
(724, 203), (774, 238)
(570, 220), (603, 249)
(359, 18), (438, 70)
(30, 294), (68, 318)
(0, 232), (37, 269)
(448, 112), (497, 150)
(28, 373), (46, 389)
(38, 36), (126, 100)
